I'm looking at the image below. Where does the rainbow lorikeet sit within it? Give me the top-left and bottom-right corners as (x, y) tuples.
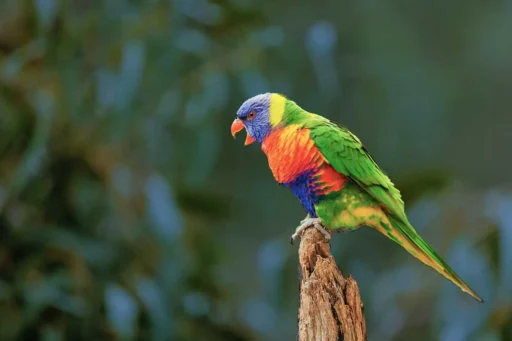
(231, 93), (482, 302)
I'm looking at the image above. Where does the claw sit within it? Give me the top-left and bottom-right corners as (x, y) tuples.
(290, 217), (330, 245)
(314, 223), (331, 241)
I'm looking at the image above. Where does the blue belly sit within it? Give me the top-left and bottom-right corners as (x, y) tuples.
(283, 172), (318, 217)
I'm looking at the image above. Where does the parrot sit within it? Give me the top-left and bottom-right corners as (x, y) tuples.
(230, 92), (483, 302)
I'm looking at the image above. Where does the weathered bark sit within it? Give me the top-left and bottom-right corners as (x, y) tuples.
(297, 227), (367, 341)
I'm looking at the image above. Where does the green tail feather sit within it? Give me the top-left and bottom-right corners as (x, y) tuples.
(386, 216), (483, 302)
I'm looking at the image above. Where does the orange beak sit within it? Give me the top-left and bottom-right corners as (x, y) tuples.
(231, 118), (255, 146)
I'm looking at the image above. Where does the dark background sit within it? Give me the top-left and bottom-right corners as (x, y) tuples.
(0, 1), (511, 340)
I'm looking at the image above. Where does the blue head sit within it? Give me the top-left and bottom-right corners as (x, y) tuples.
(231, 93), (287, 145)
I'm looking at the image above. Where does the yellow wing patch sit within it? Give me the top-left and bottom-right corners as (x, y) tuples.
(269, 94), (286, 127)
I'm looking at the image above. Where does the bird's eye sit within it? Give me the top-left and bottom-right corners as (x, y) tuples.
(247, 111), (256, 121)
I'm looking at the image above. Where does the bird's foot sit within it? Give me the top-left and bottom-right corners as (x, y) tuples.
(290, 218), (331, 245)
(299, 216), (311, 225)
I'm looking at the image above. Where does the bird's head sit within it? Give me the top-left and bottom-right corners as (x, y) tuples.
(231, 93), (288, 145)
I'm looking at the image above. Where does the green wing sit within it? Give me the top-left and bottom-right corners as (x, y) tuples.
(306, 115), (408, 223)
(304, 114), (483, 302)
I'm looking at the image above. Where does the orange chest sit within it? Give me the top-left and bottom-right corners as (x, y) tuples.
(261, 125), (347, 193)
(262, 126), (320, 184)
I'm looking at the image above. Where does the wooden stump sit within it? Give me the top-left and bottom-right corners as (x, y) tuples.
(297, 227), (367, 341)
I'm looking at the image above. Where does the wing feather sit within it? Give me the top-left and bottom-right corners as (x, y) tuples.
(307, 115), (407, 222)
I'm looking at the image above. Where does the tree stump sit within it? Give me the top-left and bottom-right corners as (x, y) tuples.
(297, 227), (367, 341)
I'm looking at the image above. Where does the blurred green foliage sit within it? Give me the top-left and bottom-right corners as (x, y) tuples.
(0, 0), (511, 340)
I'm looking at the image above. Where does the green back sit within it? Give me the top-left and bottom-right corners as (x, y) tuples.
(300, 112), (408, 224)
